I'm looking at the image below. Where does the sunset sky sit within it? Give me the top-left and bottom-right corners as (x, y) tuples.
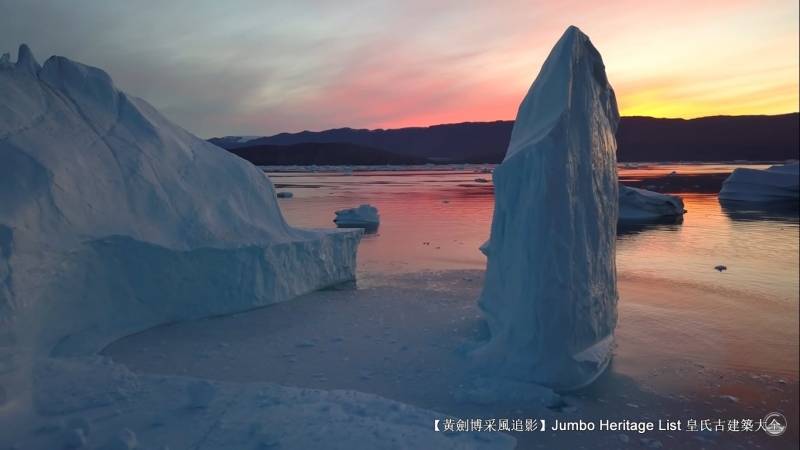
(1, 0), (797, 137)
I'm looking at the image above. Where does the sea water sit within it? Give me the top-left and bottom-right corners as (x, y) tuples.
(268, 163), (799, 303)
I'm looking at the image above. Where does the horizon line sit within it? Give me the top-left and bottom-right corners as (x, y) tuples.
(211, 111), (800, 139)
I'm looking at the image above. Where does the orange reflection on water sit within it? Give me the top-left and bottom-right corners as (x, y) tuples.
(270, 166), (798, 378)
(618, 193), (798, 302)
(270, 166), (798, 301)
(272, 170), (496, 275)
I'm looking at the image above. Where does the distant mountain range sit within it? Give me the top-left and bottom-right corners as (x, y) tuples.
(210, 113), (799, 165)
(226, 142), (428, 166)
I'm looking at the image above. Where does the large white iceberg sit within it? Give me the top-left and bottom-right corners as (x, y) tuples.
(719, 163), (799, 203)
(0, 46), (517, 450)
(619, 185), (685, 222)
(0, 44), (361, 357)
(0, 44), (362, 418)
(475, 26), (619, 390)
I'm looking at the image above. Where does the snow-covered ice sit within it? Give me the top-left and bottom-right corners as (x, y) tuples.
(5, 357), (514, 450)
(719, 163), (799, 203)
(101, 265), (797, 450)
(0, 46), (507, 450)
(475, 26), (619, 390)
(618, 185), (685, 222)
(333, 204), (380, 230)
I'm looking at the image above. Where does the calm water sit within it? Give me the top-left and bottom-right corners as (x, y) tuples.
(268, 164), (799, 303)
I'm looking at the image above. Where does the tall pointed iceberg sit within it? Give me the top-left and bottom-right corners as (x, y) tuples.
(476, 26), (619, 390)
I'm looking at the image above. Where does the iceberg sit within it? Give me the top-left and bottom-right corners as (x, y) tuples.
(719, 163), (799, 203)
(475, 26), (619, 390)
(619, 185), (685, 222)
(0, 46), (516, 450)
(0, 45), (361, 392)
(333, 204), (380, 230)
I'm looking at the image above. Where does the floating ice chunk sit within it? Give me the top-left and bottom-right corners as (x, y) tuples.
(334, 204), (380, 230)
(476, 26), (619, 390)
(619, 185), (685, 222)
(719, 163), (799, 203)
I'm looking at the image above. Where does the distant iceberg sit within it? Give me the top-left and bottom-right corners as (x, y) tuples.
(476, 26), (619, 390)
(719, 163), (799, 203)
(619, 185), (685, 222)
(334, 204), (380, 231)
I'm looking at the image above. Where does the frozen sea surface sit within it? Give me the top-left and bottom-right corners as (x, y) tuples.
(105, 164), (799, 449)
(106, 269), (797, 449)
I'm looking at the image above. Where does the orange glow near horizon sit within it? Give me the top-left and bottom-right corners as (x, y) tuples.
(9, 0), (795, 136)
(341, 0), (800, 131)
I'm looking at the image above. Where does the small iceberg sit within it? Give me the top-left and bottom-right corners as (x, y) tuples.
(334, 204), (380, 231)
(719, 163), (799, 203)
(619, 185), (685, 222)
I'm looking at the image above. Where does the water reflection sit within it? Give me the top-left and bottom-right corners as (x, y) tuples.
(338, 223), (380, 234)
(617, 193), (798, 302)
(268, 165), (799, 303)
(719, 199), (799, 224)
(617, 216), (684, 236)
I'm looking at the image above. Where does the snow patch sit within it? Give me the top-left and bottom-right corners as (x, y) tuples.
(4, 357), (516, 449)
